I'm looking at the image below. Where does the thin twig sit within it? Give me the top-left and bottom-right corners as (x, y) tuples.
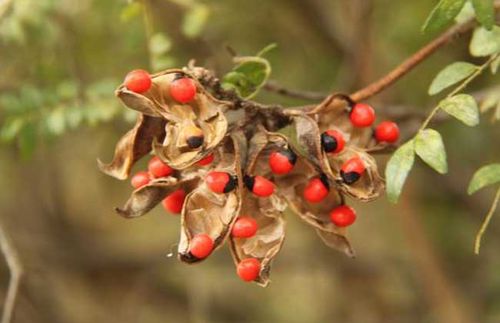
(263, 80), (327, 101)
(0, 223), (22, 323)
(348, 1), (500, 102)
(474, 187), (500, 254)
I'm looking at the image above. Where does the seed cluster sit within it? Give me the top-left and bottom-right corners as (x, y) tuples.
(99, 67), (400, 286)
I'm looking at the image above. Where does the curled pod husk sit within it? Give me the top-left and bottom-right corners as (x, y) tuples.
(116, 69), (231, 169)
(98, 114), (166, 180)
(325, 146), (384, 201)
(307, 94), (374, 149)
(287, 111), (383, 202)
(177, 133), (244, 263)
(229, 194), (286, 287)
(115, 171), (200, 218)
(244, 129), (353, 255)
(229, 131), (288, 286)
(275, 159), (355, 257)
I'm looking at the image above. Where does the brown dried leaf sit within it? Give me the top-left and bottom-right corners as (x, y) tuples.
(177, 133), (244, 263)
(115, 172), (200, 218)
(98, 114), (166, 180)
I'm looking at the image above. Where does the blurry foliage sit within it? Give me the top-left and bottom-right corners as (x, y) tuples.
(0, 0), (210, 158)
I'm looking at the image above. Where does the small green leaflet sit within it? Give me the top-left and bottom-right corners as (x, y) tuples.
(385, 140), (415, 203)
(471, 0), (494, 30)
(438, 94), (480, 126)
(221, 46), (274, 99)
(422, 0), (467, 33)
(415, 129), (448, 174)
(468, 163), (500, 194)
(182, 4), (210, 38)
(428, 62), (477, 95)
(469, 26), (500, 57)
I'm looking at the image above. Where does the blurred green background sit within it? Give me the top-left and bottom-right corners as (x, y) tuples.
(1, 0), (499, 322)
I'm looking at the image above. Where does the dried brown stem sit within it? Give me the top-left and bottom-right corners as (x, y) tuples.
(0, 223), (22, 323)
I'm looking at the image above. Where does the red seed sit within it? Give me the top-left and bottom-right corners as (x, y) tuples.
(206, 171), (236, 193)
(237, 258), (261, 282)
(330, 205), (356, 227)
(124, 69), (152, 94)
(161, 189), (186, 214)
(148, 156), (174, 178)
(131, 171), (151, 189)
(269, 150), (296, 175)
(189, 234), (214, 259)
(350, 103), (375, 127)
(303, 177), (329, 203)
(231, 217), (258, 238)
(321, 129), (345, 154)
(169, 77), (197, 103)
(375, 121), (400, 143)
(197, 154), (215, 166)
(245, 175), (274, 197)
(340, 157), (366, 184)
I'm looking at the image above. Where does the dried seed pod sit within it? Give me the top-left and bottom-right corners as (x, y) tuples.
(115, 172), (200, 218)
(98, 114), (166, 180)
(177, 133), (244, 263)
(275, 159), (355, 257)
(307, 94), (374, 148)
(229, 194), (287, 287)
(116, 69), (231, 170)
(326, 147), (384, 201)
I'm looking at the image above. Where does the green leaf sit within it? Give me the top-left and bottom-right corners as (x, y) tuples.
(149, 33), (172, 56)
(470, 26), (500, 57)
(181, 4), (209, 38)
(471, 0), (494, 30)
(439, 94), (480, 126)
(490, 55), (500, 74)
(428, 62), (477, 95)
(415, 129), (448, 174)
(120, 2), (142, 23)
(385, 140), (415, 203)
(468, 163), (500, 194)
(45, 107), (66, 135)
(422, 0), (466, 33)
(17, 123), (36, 159)
(221, 56), (271, 99)
(0, 117), (25, 142)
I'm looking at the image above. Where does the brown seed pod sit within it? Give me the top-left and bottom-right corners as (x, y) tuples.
(116, 69), (231, 170)
(325, 146), (385, 201)
(115, 171), (200, 218)
(275, 159), (355, 257)
(229, 190), (287, 287)
(177, 133), (244, 263)
(307, 94), (374, 148)
(98, 114), (166, 180)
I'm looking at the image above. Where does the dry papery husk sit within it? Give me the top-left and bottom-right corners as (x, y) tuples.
(307, 94), (375, 149)
(177, 133), (245, 264)
(115, 170), (200, 218)
(243, 129), (355, 258)
(287, 111), (384, 202)
(325, 146), (384, 202)
(229, 130), (288, 286)
(98, 114), (166, 180)
(116, 69), (231, 169)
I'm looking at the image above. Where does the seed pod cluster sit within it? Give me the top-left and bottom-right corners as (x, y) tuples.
(99, 67), (399, 287)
